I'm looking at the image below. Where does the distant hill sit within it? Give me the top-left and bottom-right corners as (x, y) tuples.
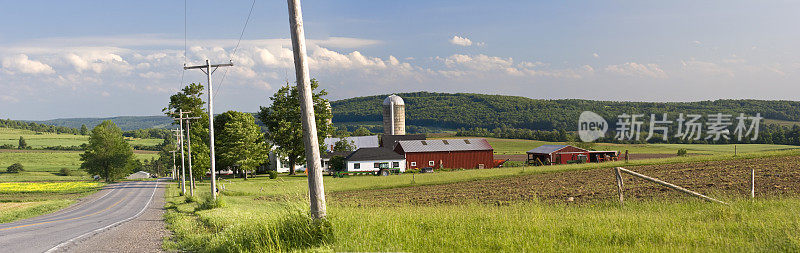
(35, 116), (173, 131)
(331, 92), (800, 131)
(27, 92), (800, 132)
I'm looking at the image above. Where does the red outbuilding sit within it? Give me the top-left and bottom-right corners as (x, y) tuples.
(395, 139), (495, 169)
(526, 145), (618, 165)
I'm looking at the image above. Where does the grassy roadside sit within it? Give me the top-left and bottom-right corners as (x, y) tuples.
(163, 149), (800, 252)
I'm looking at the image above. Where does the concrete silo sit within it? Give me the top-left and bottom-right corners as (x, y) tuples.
(382, 95), (405, 135)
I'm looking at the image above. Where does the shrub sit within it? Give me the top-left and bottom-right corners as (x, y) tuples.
(198, 194), (226, 210)
(677, 148), (688, 156)
(185, 195), (197, 203)
(268, 171), (278, 179)
(59, 168), (73, 176)
(7, 163), (24, 173)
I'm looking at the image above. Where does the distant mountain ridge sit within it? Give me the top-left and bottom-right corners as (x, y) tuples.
(29, 92), (800, 132)
(35, 116), (173, 131)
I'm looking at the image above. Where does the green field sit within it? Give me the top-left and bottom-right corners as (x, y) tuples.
(465, 137), (800, 155)
(0, 127), (162, 148)
(0, 181), (105, 223)
(163, 149), (800, 252)
(0, 151), (157, 182)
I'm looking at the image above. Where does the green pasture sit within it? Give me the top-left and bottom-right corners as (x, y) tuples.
(0, 150), (158, 182)
(164, 149), (800, 252)
(0, 127), (162, 148)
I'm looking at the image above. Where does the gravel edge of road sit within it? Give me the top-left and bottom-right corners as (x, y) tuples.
(53, 180), (171, 253)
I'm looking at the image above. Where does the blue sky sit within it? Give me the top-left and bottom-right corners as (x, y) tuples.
(1, 0), (799, 120)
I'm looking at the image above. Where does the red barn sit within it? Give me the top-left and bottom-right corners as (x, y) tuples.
(395, 139), (495, 169)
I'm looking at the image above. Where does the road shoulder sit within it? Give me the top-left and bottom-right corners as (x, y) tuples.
(62, 181), (170, 253)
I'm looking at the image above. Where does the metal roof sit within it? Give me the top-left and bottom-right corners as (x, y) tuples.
(526, 145), (569, 154)
(346, 147), (405, 161)
(381, 134), (426, 148)
(323, 135), (380, 151)
(397, 138), (493, 153)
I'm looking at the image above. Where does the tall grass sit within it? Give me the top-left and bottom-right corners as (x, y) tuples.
(164, 186), (334, 252)
(331, 199), (800, 252)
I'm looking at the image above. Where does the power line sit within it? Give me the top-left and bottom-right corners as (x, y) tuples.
(213, 0), (257, 100)
(178, 0), (187, 91)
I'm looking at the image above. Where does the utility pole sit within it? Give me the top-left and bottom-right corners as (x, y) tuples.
(179, 116), (201, 196)
(171, 128), (185, 195)
(184, 60), (232, 200)
(288, 0), (327, 219)
(173, 110), (195, 196)
(170, 150), (177, 180)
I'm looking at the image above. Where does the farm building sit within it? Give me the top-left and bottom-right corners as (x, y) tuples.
(380, 134), (426, 148)
(344, 147), (406, 172)
(323, 135), (380, 152)
(126, 171), (151, 179)
(395, 139), (495, 169)
(526, 145), (618, 165)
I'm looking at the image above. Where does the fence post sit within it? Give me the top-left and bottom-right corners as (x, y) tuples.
(751, 168), (755, 199)
(614, 167), (624, 205)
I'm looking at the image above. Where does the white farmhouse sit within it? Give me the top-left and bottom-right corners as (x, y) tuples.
(345, 147), (406, 172)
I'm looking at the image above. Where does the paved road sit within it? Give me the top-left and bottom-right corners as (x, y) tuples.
(0, 180), (162, 253)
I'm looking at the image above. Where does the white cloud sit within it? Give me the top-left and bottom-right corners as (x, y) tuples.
(605, 62), (667, 78)
(2, 54), (55, 74)
(681, 59), (734, 77)
(0, 95), (19, 103)
(449, 36), (473, 46)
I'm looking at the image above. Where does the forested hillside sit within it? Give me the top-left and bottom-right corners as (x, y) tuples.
(331, 92), (800, 131)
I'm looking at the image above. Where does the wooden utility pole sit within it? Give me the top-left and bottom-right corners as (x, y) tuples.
(180, 116), (201, 196)
(288, 0), (327, 219)
(184, 60), (233, 200)
(171, 128), (185, 195)
(170, 150), (177, 180)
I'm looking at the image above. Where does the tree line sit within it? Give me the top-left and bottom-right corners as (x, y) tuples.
(332, 92), (800, 132)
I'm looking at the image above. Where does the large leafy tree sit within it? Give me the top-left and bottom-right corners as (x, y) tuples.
(80, 121), (134, 182)
(163, 83), (210, 181)
(258, 79), (332, 175)
(215, 111), (270, 175)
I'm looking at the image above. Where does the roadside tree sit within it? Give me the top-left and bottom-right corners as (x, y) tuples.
(258, 80), (332, 175)
(80, 121), (134, 182)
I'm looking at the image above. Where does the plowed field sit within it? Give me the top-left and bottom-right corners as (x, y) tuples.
(332, 156), (800, 206)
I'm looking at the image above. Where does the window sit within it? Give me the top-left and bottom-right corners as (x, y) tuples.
(392, 162), (400, 168)
(354, 163), (360, 169)
(374, 163), (381, 168)
(429, 161), (435, 166)
(410, 162), (417, 167)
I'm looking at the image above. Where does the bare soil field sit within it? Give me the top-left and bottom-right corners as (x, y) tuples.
(332, 156), (800, 206)
(496, 153), (679, 162)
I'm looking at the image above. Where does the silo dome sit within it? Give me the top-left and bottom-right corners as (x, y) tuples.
(383, 94), (405, 106)
(382, 95), (406, 135)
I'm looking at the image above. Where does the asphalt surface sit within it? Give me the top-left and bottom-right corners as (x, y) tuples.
(0, 179), (163, 253)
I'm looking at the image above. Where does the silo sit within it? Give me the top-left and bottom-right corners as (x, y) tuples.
(325, 101), (333, 137)
(382, 95), (405, 135)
